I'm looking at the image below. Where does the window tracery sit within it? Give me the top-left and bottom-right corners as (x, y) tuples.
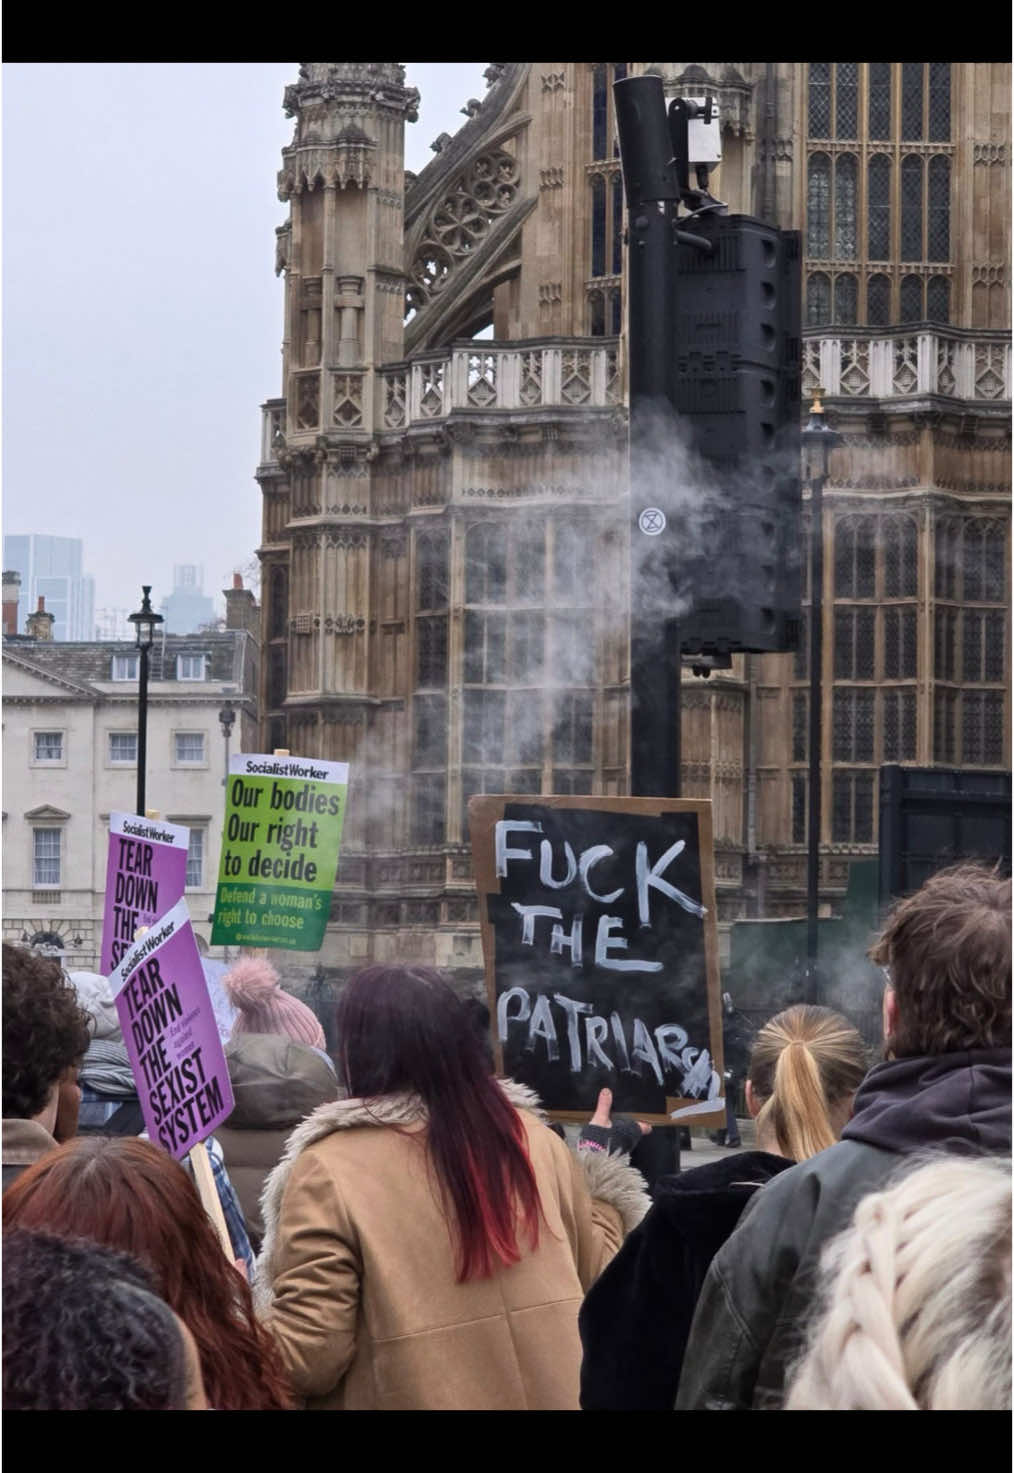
(834, 273), (857, 324)
(407, 151), (520, 315)
(806, 65), (953, 326)
(868, 62), (891, 138)
(927, 156), (950, 262)
(927, 276), (950, 325)
(836, 62), (858, 138)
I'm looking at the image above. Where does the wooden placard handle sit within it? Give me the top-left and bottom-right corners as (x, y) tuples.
(189, 1140), (234, 1262)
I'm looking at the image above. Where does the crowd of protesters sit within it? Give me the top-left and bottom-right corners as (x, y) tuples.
(2, 862), (1010, 1412)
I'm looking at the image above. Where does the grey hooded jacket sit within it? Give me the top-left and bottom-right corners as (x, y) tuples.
(675, 1047), (1012, 1410)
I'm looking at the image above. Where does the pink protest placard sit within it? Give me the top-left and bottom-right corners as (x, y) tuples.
(108, 899), (235, 1161)
(101, 813), (190, 974)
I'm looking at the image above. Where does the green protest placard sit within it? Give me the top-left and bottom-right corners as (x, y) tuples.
(211, 753), (349, 952)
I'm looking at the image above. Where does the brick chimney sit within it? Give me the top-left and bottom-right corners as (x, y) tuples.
(223, 572), (259, 637)
(26, 595), (55, 641)
(2, 570), (21, 636)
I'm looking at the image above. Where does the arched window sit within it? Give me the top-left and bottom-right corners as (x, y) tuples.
(868, 61), (891, 138)
(611, 174), (624, 274)
(416, 532), (449, 612)
(465, 523), (507, 605)
(592, 64), (608, 160)
(609, 287), (622, 335)
(612, 64), (627, 155)
(588, 288), (605, 337)
(591, 174), (606, 277)
(934, 518), (960, 599)
(834, 273), (858, 324)
(835, 515), (877, 598)
(928, 156), (950, 261)
(867, 273), (891, 326)
(900, 275), (923, 323)
(962, 521), (1006, 604)
(901, 156), (923, 261)
(807, 154), (830, 256)
(962, 521), (985, 601)
(807, 271), (831, 326)
(927, 275), (950, 324)
(269, 565), (288, 640)
(868, 155), (891, 259)
(836, 62), (858, 137)
(808, 63), (831, 136)
(928, 62), (951, 142)
(883, 515), (918, 597)
(834, 154), (857, 258)
(984, 523), (1006, 601)
(901, 62), (924, 140)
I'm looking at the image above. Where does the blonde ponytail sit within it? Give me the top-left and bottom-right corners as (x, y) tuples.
(748, 1005), (867, 1163)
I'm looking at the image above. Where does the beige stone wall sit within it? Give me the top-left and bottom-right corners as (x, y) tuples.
(255, 62), (1010, 977)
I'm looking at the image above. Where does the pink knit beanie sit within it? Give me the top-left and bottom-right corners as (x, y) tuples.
(223, 956), (326, 1050)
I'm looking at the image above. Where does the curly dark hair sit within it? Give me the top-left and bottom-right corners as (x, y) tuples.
(2, 944), (92, 1119)
(2, 1229), (188, 1410)
(4, 1136), (294, 1410)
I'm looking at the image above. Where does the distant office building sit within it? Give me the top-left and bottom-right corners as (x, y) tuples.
(160, 564), (217, 634)
(94, 608), (133, 641)
(3, 535), (95, 641)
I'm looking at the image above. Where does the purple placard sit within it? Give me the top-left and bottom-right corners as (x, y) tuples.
(109, 899), (235, 1161)
(101, 813), (190, 975)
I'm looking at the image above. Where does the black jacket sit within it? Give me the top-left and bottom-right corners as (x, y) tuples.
(675, 1048), (1012, 1410)
(579, 1151), (793, 1410)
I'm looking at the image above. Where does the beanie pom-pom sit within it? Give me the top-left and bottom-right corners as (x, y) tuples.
(223, 957), (281, 1010)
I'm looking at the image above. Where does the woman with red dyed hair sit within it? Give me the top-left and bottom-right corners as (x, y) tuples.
(3, 1135), (292, 1411)
(255, 964), (650, 1410)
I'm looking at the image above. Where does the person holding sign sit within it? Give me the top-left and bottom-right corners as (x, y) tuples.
(3, 1136), (293, 1411)
(255, 964), (651, 1410)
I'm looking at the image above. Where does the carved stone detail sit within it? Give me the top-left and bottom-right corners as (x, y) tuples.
(332, 373), (364, 428)
(539, 167), (565, 189)
(541, 71), (566, 93)
(539, 282), (562, 305)
(408, 151), (520, 313)
(294, 374), (320, 429)
(973, 142), (1008, 165)
(384, 372), (407, 427)
(325, 531), (368, 548)
(324, 615), (366, 635)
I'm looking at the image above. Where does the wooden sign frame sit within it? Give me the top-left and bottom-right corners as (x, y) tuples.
(469, 794), (725, 1127)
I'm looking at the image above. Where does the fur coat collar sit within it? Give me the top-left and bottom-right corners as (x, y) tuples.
(254, 1078), (649, 1310)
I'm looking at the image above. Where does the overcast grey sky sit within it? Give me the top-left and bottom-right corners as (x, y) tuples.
(2, 62), (490, 627)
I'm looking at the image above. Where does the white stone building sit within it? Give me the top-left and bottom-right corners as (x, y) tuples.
(2, 584), (258, 971)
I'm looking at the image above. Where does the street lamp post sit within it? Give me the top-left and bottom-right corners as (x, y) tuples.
(218, 702), (236, 786)
(217, 703), (237, 962)
(800, 393), (843, 1001)
(127, 586), (164, 818)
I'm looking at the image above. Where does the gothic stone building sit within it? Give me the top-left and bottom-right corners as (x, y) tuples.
(254, 62), (1010, 982)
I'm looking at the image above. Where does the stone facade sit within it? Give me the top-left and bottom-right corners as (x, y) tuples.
(2, 628), (258, 970)
(255, 62), (1010, 981)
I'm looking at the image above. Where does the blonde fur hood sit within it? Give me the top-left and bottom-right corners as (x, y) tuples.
(253, 1078), (649, 1311)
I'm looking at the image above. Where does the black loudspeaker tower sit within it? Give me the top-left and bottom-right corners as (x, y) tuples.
(668, 214), (802, 657)
(878, 764), (1012, 905)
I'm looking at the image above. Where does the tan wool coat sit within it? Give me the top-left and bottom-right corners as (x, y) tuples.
(254, 1080), (650, 1410)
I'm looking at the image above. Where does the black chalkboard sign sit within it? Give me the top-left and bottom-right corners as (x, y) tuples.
(469, 795), (724, 1126)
